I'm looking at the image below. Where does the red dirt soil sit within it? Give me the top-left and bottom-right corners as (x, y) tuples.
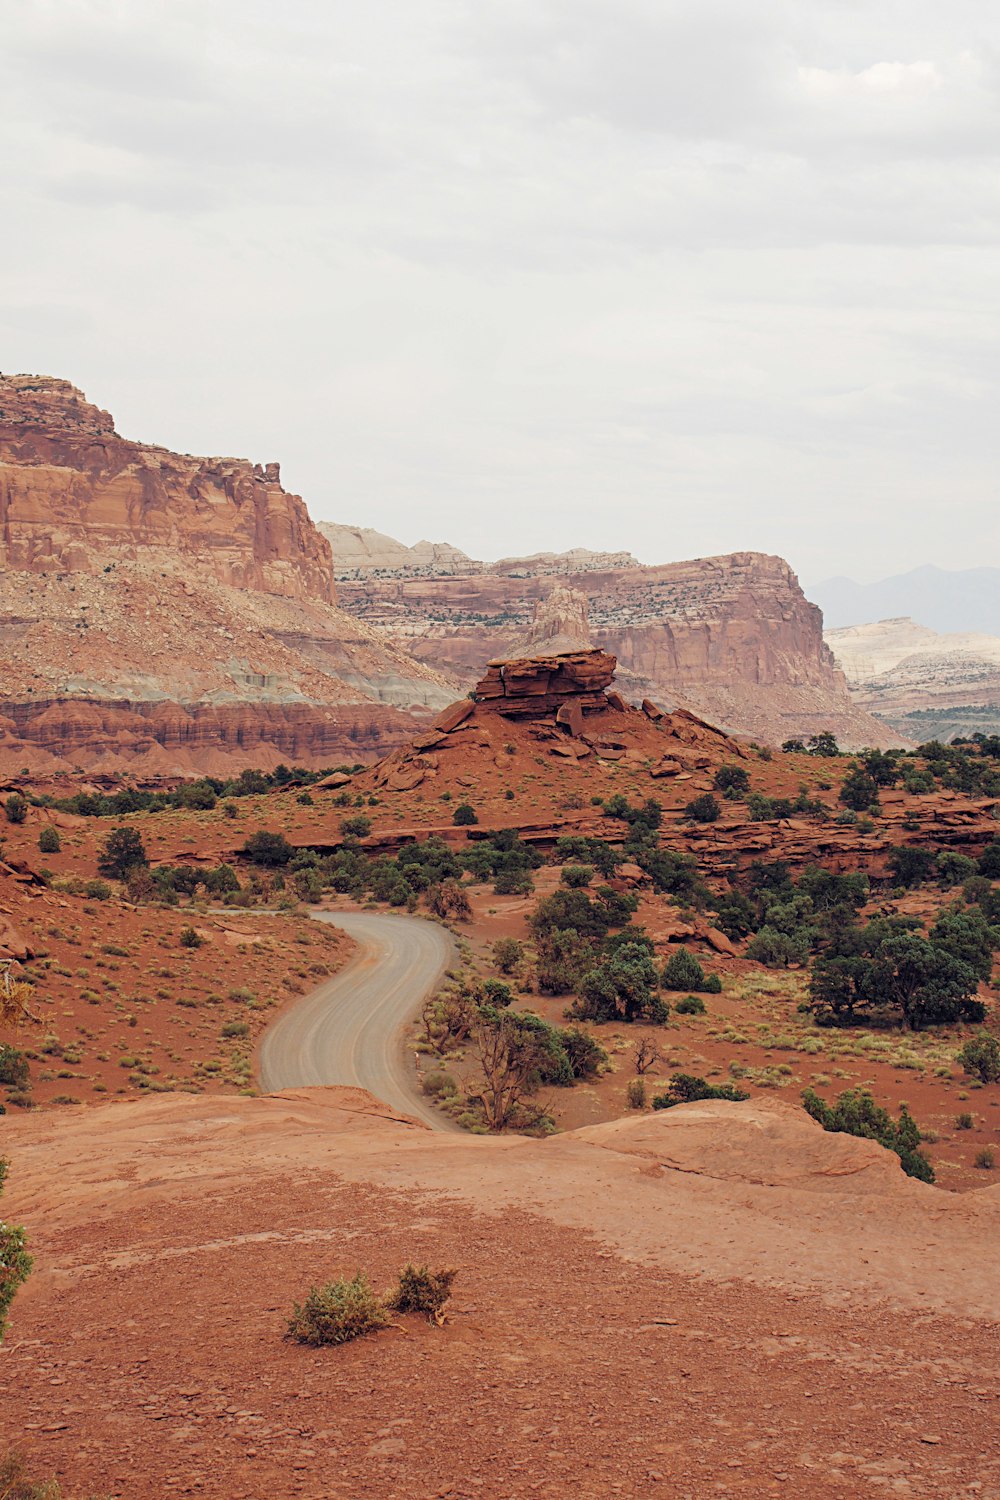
(2, 1088), (1000, 1499)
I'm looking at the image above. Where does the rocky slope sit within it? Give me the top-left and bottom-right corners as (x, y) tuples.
(2, 1087), (998, 1497)
(0, 376), (452, 773)
(827, 617), (1000, 741)
(337, 547), (899, 748)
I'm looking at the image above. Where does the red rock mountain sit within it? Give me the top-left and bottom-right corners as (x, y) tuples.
(0, 375), (452, 774)
(336, 549), (900, 748)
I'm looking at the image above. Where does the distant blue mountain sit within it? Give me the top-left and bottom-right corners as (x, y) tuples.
(809, 565), (1000, 635)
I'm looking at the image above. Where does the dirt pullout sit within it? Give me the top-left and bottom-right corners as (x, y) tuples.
(2, 1090), (999, 1499)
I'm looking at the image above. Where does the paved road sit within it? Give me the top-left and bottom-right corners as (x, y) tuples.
(258, 910), (458, 1130)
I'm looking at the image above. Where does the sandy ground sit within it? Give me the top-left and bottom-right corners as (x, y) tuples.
(2, 1089), (999, 1499)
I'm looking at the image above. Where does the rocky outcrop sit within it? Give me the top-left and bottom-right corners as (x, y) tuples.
(475, 647), (617, 718)
(337, 551), (902, 748)
(516, 585), (592, 654)
(0, 375), (334, 603)
(0, 375), (453, 772)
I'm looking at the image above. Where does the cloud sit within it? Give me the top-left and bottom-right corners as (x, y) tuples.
(0, 0), (997, 583)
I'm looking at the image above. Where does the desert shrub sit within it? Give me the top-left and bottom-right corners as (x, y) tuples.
(4, 795), (27, 825)
(975, 1148), (995, 1170)
(808, 732), (840, 757)
(242, 830), (293, 867)
(714, 764), (750, 796)
(955, 1112), (974, 1130)
(978, 841), (1000, 878)
(745, 926), (811, 968)
(572, 942), (664, 1024)
(626, 1077), (646, 1109)
(340, 814), (371, 838)
(684, 793), (720, 824)
(674, 994), (706, 1015)
(179, 926), (203, 949)
(286, 1274), (389, 1346)
(887, 846), (936, 889)
(422, 1069), (459, 1098)
(386, 1264), (456, 1323)
(936, 851), (977, 888)
(37, 825), (60, 855)
(652, 1074), (750, 1108)
(839, 766), (880, 814)
(0, 1451), (67, 1499)
(559, 1026), (608, 1079)
(492, 937), (524, 974)
(427, 880), (472, 921)
(452, 803), (478, 826)
(481, 979), (513, 1009)
(712, 887), (756, 939)
(561, 864), (594, 889)
(929, 906), (996, 983)
(957, 1032), (1000, 1084)
(0, 1160), (32, 1341)
(661, 947), (706, 992)
(98, 827), (148, 880)
(220, 1020), (249, 1038)
(802, 1087), (933, 1182)
(0, 1048), (30, 1089)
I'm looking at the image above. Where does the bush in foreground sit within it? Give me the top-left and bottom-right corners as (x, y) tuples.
(287, 1265), (457, 1345)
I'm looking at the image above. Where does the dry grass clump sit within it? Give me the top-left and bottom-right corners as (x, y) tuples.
(287, 1264), (457, 1346)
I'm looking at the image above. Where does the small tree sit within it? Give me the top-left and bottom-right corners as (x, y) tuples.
(958, 1032), (1000, 1085)
(427, 879), (471, 921)
(661, 947), (706, 991)
(684, 793), (720, 824)
(632, 1036), (661, 1075)
(492, 937), (524, 974)
(241, 830), (293, 867)
(3, 795), (27, 825)
(561, 864), (594, 888)
(0, 1159), (32, 1341)
(714, 765), (750, 796)
(802, 1087), (933, 1182)
(453, 803), (478, 826)
(839, 766), (880, 814)
(98, 826), (148, 880)
(38, 824), (60, 854)
(340, 814), (371, 838)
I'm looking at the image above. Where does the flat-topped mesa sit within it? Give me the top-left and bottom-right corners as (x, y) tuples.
(474, 647), (617, 719)
(0, 373), (334, 605)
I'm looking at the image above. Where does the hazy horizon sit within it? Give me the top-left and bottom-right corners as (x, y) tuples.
(3, 0), (998, 585)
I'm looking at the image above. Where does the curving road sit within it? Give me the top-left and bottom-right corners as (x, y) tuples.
(258, 910), (458, 1131)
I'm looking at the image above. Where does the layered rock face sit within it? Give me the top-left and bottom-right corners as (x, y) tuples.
(337, 550), (901, 748)
(0, 375), (333, 602)
(0, 376), (452, 773)
(475, 647), (617, 718)
(827, 617), (1000, 741)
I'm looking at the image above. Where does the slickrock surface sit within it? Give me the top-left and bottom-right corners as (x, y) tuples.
(0, 376), (453, 771)
(2, 1088), (999, 1499)
(337, 550), (900, 748)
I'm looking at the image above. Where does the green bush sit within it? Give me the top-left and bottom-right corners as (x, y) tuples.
(220, 1020), (249, 1039)
(561, 864), (594, 888)
(661, 947), (706, 991)
(957, 1032), (1000, 1084)
(714, 765), (750, 796)
(98, 826), (148, 880)
(242, 830), (294, 867)
(802, 1087), (933, 1182)
(37, 825), (60, 855)
(452, 803), (478, 826)
(286, 1273), (389, 1345)
(674, 994), (706, 1015)
(4, 795), (27, 825)
(340, 814), (371, 838)
(179, 926), (203, 949)
(626, 1077), (646, 1109)
(684, 793), (720, 824)
(652, 1073), (750, 1108)
(975, 1148), (995, 1170)
(0, 1159), (32, 1341)
(0, 1048), (30, 1089)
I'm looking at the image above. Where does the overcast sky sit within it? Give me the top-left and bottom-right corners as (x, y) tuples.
(2, 0), (998, 584)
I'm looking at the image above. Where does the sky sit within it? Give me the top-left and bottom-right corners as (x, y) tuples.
(2, 0), (998, 584)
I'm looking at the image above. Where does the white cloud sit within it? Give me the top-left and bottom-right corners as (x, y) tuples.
(0, 0), (998, 583)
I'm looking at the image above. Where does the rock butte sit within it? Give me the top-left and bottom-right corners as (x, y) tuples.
(0, 374), (453, 773)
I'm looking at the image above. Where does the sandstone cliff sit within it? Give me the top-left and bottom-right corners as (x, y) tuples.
(337, 550), (901, 748)
(0, 376), (452, 773)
